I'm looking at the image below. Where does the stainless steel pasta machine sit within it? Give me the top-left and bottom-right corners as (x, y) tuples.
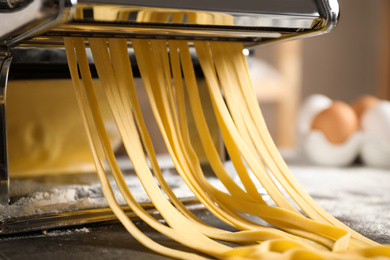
(0, 0), (339, 233)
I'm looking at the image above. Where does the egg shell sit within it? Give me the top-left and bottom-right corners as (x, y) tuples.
(360, 135), (390, 168)
(361, 101), (390, 144)
(304, 130), (362, 167)
(297, 94), (332, 135)
(310, 101), (359, 144)
(351, 95), (380, 124)
(360, 101), (390, 168)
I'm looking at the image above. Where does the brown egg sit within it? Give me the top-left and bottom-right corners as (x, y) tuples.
(311, 101), (359, 144)
(351, 95), (380, 123)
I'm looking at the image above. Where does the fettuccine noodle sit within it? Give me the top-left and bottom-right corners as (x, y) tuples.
(63, 37), (390, 259)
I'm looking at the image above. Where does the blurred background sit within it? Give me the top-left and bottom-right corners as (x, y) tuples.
(253, 0), (390, 147)
(7, 0), (389, 174)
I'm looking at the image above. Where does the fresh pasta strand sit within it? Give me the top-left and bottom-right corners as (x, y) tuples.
(189, 41), (355, 251)
(64, 36), (390, 259)
(131, 39), (277, 233)
(108, 38), (292, 245)
(64, 38), (209, 260)
(218, 41), (376, 248)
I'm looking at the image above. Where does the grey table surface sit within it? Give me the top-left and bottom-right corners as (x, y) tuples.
(0, 155), (389, 260)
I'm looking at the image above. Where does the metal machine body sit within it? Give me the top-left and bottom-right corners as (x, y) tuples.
(0, 0), (339, 206)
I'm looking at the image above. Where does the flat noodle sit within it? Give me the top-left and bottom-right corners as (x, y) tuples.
(64, 37), (390, 259)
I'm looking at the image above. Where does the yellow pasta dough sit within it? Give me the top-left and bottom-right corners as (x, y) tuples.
(63, 37), (390, 260)
(6, 79), (121, 177)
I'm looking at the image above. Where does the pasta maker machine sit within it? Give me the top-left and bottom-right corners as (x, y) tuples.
(0, 0), (339, 233)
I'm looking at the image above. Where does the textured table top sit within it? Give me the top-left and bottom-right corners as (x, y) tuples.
(287, 160), (390, 244)
(0, 154), (389, 259)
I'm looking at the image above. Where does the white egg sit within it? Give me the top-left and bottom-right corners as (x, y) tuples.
(296, 94), (332, 153)
(360, 101), (390, 168)
(304, 130), (362, 167)
(297, 94), (332, 136)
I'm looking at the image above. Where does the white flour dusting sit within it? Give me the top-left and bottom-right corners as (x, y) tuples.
(42, 227), (90, 237)
(1, 154), (389, 244)
(0, 156), (200, 220)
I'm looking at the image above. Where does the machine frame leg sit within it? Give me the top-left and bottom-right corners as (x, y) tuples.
(0, 50), (12, 205)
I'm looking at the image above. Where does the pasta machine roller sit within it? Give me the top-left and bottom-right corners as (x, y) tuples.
(0, 0), (339, 224)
